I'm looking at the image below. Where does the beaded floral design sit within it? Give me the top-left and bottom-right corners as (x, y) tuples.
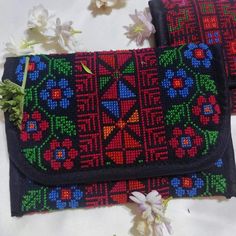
(48, 186), (83, 209)
(21, 110), (49, 142)
(19, 55), (77, 172)
(162, 69), (194, 98)
(160, 43), (220, 158)
(169, 127), (203, 158)
(44, 138), (78, 170)
(16, 56), (46, 83)
(184, 43), (213, 68)
(171, 175), (204, 197)
(40, 78), (74, 109)
(192, 95), (221, 125)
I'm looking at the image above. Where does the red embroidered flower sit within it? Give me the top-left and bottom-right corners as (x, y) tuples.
(169, 127), (203, 158)
(44, 138), (78, 170)
(21, 111), (49, 142)
(192, 95), (221, 125)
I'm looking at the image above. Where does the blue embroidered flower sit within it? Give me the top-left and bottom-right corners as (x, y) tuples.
(48, 186), (83, 209)
(40, 78), (74, 109)
(215, 158), (223, 168)
(162, 69), (194, 98)
(171, 175), (204, 197)
(184, 43), (213, 68)
(16, 56), (46, 83)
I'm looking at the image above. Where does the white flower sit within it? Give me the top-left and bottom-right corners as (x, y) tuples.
(124, 9), (156, 46)
(136, 220), (153, 236)
(130, 190), (172, 236)
(154, 217), (173, 236)
(93, 0), (118, 8)
(54, 18), (81, 52)
(27, 4), (55, 36)
(4, 37), (35, 56)
(130, 191), (163, 223)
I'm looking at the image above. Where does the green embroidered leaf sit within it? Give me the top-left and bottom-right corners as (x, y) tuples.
(22, 147), (47, 171)
(198, 74), (217, 94)
(159, 48), (178, 67)
(24, 88), (33, 107)
(202, 130), (219, 155)
(52, 58), (73, 76)
(166, 104), (186, 125)
(21, 189), (44, 212)
(205, 130), (219, 145)
(209, 174), (227, 194)
(54, 116), (76, 136)
(81, 62), (93, 75)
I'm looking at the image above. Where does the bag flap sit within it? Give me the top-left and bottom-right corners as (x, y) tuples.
(3, 44), (230, 186)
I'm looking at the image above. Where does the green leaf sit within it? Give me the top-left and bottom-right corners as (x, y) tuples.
(21, 189), (44, 212)
(209, 174), (227, 194)
(52, 58), (73, 76)
(205, 130), (219, 145)
(159, 48), (178, 67)
(166, 104), (186, 125)
(22, 147), (47, 171)
(0, 80), (25, 128)
(198, 74), (217, 94)
(81, 62), (93, 75)
(24, 88), (33, 107)
(54, 116), (76, 136)
(202, 130), (219, 155)
(0, 57), (29, 128)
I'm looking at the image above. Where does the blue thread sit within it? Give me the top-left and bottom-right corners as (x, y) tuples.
(102, 101), (120, 118)
(118, 81), (136, 99)
(162, 69), (194, 98)
(40, 78), (73, 110)
(16, 56), (46, 83)
(48, 187), (83, 210)
(184, 43), (213, 68)
(215, 158), (223, 168)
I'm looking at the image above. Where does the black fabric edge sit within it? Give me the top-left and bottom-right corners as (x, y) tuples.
(225, 134), (236, 198)
(10, 161), (23, 217)
(148, 0), (169, 46)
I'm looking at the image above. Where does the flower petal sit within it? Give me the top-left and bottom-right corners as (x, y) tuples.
(146, 190), (161, 205)
(129, 191), (146, 204)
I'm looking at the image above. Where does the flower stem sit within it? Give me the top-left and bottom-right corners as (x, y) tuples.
(71, 29), (82, 35)
(21, 57), (30, 90)
(21, 40), (40, 49)
(19, 57), (30, 128)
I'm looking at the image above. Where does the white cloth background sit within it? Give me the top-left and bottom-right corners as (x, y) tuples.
(0, 0), (236, 236)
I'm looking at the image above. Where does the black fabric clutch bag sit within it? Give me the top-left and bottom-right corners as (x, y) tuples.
(2, 44), (236, 216)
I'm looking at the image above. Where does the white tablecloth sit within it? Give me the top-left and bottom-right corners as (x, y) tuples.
(0, 0), (236, 235)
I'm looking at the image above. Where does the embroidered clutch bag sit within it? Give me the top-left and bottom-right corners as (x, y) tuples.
(2, 44), (236, 216)
(148, 0), (236, 113)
